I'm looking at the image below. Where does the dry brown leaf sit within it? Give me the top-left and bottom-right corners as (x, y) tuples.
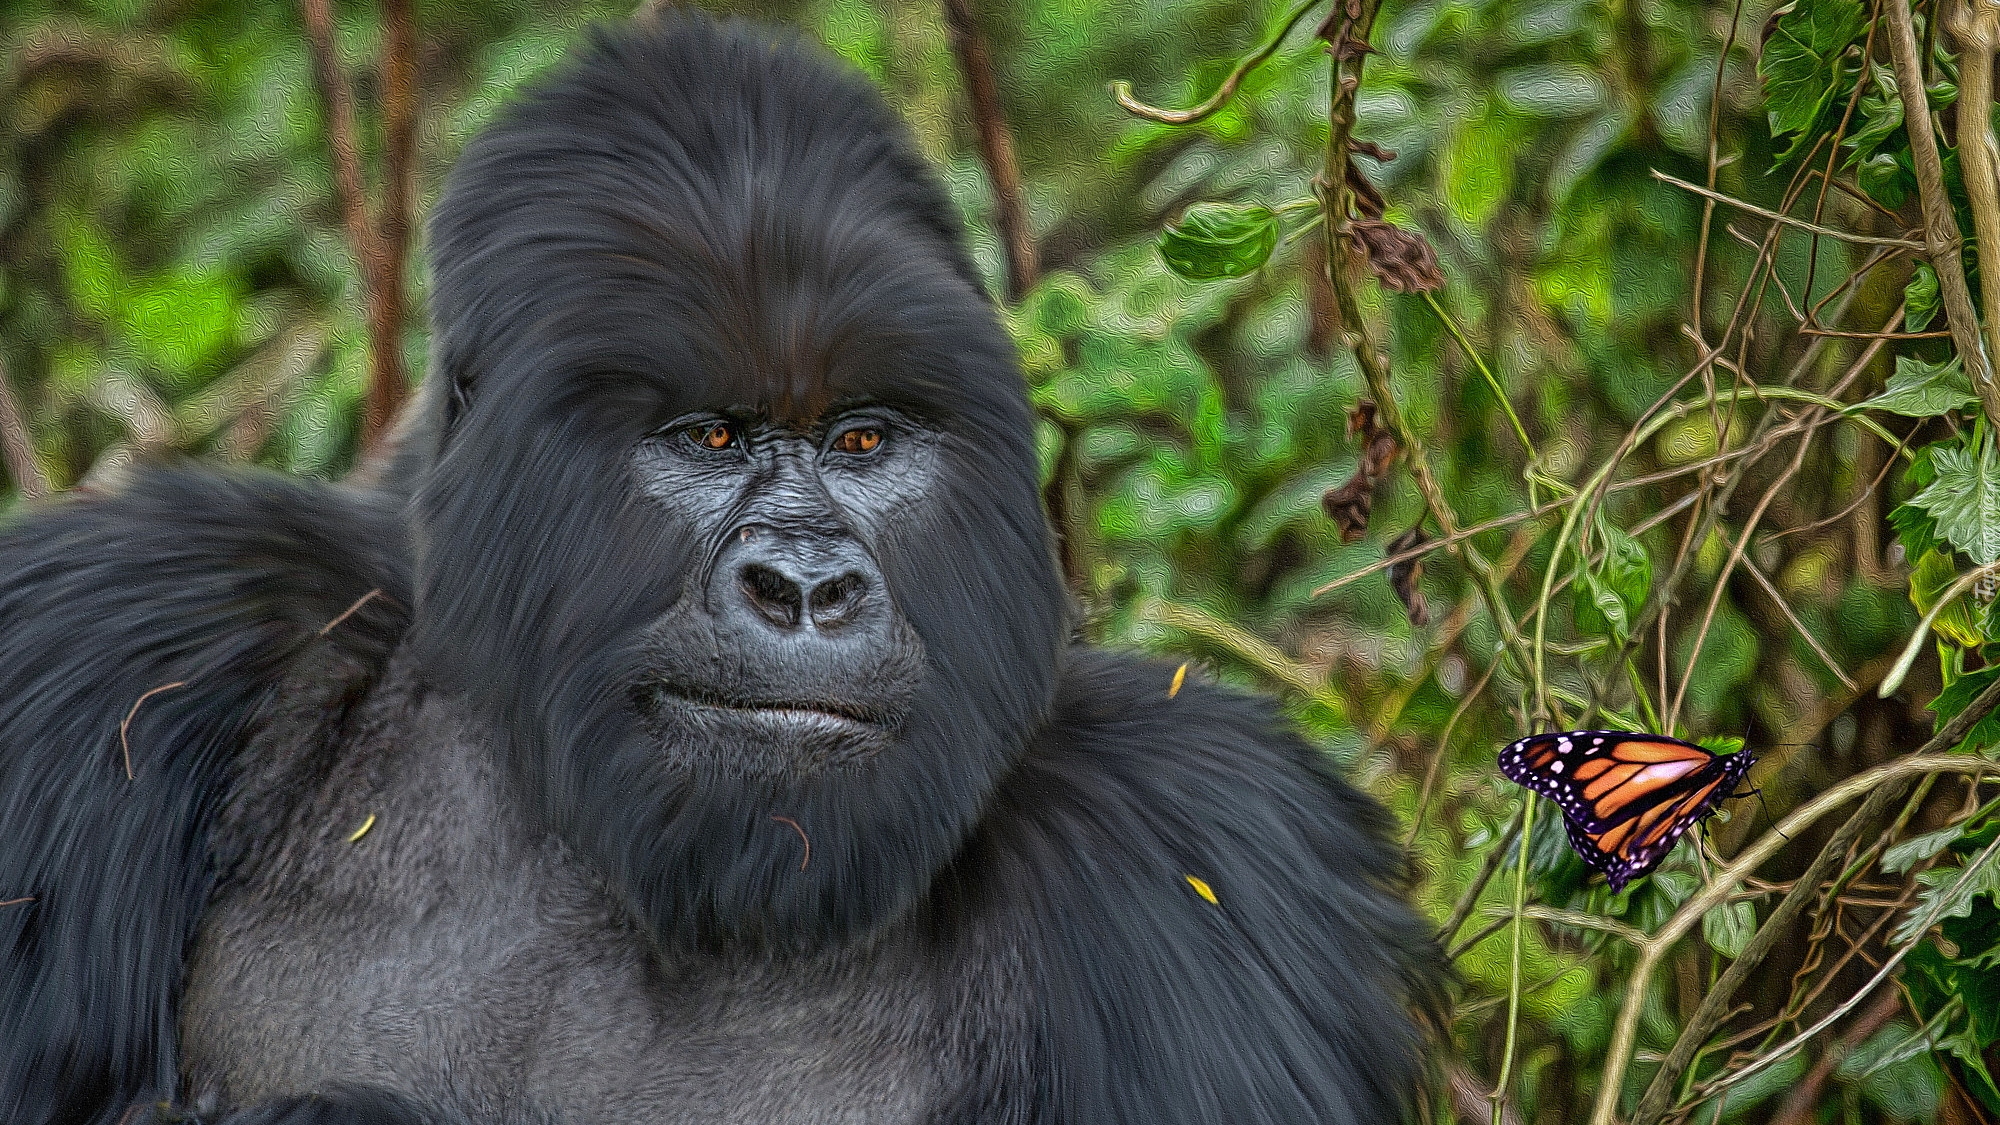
(1386, 525), (1433, 626)
(1323, 401), (1400, 542)
(1353, 218), (1445, 293)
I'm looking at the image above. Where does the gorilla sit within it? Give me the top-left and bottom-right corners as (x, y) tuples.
(0, 13), (1439, 1125)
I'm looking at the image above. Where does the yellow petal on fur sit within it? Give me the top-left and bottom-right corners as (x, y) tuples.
(346, 813), (377, 843)
(1185, 874), (1218, 904)
(1168, 663), (1189, 699)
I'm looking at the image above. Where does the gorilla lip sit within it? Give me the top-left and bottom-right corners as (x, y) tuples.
(645, 686), (893, 730)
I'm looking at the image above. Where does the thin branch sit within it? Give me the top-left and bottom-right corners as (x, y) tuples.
(297, 0), (413, 451)
(0, 350), (49, 499)
(1738, 555), (1859, 692)
(1712, 829), (2000, 1097)
(1109, 0), (1325, 125)
(942, 0), (1039, 303)
(1315, 0), (1547, 724)
(1766, 987), (1903, 1125)
(376, 0), (419, 432)
(1882, 0), (2000, 420)
(1653, 169), (1928, 249)
(118, 681), (188, 782)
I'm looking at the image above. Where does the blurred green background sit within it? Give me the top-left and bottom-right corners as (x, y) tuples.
(4, 0), (1995, 1120)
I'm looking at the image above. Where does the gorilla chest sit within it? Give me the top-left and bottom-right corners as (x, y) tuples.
(177, 705), (968, 1124)
(182, 907), (956, 1123)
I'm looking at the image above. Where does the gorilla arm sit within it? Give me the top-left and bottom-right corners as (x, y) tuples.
(987, 649), (1441, 1125)
(0, 469), (410, 1125)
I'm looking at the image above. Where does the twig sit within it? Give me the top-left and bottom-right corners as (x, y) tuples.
(376, 0), (418, 438)
(1949, 0), (2000, 376)
(1109, 0), (1325, 125)
(0, 897), (35, 908)
(770, 814), (811, 871)
(1882, 0), (2000, 422)
(1766, 986), (1904, 1125)
(1652, 170), (1927, 249)
(942, 0), (1039, 303)
(318, 587), (385, 637)
(1607, 673), (2000, 1125)
(1150, 599), (1333, 703)
(0, 350), (48, 499)
(118, 681), (188, 781)
(1738, 555), (1859, 692)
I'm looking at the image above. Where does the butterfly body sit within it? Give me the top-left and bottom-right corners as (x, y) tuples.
(1498, 730), (1755, 891)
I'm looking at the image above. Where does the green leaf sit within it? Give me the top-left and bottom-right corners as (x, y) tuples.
(1572, 522), (1651, 643)
(1860, 355), (1974, 417)
(1893, 445), (1947, 558)
(1759, 0), (1866, 161)
(1909, 436), (2000, 565)
(1844, 64), (1905, 162)
(1894, 860), (2000, 947)
(1859, 151), (1915, 208)
(1886, 823), (1972, 874)
(1938, 1028), (2000, 1113)
(1157, 203), (1280, 282)
(1928, 664), (2000, 747)
(1839, 1023), (1946, 1122)
(1702, 898), (1756, 957)
(1908, 262), (1942, 331)
(1909, 548), (1985, 647)
(1572, 568), (1626, 642)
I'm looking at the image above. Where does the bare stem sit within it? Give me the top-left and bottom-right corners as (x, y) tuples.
(1882, 0), (2000, 419)
(942, 0), (1039, 303)
(297, 0), (412, 452)
(1949, 0), (2000, 374)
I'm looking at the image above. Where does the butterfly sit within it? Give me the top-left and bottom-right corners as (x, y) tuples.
(1498, 730), (1756, 891)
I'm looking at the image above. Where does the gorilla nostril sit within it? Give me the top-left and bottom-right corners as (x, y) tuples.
(739, 563), (804, 628)
(808, 574), (868, 627)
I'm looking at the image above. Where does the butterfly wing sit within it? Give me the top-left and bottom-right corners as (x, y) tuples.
(1501, 730), (1756, 890)
(1500, 731), (1712, 832)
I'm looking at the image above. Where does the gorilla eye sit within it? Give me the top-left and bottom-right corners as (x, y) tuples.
(686, 421), (739, 451)
(832, 427), (883, 455)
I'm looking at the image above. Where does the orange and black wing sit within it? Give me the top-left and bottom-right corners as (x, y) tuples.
(1499, 730), (1755, 891)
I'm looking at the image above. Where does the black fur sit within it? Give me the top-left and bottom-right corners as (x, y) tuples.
(0, 14), (1438, 1125)
(0, 472), (408, 1123)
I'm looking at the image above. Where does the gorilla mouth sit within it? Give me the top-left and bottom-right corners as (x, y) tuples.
(636, 684), (903, 775)
(665, 692), (887, 729)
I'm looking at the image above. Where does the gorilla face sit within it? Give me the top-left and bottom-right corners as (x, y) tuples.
(629, 408), (932, 777)
(408, 21), (1068, 952)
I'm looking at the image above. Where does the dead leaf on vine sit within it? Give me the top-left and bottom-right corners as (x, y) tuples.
(1323, 401), (1400, 542)
(1353, 219), (1444, 293)
(1386, 526), (1433, 626)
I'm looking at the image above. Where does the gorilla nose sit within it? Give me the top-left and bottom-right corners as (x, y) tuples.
(720, 530), (883, 636)
(737, 563), (871, 631)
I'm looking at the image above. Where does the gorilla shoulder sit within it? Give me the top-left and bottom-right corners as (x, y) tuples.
(984, 648), (1437, 1125)
(0, 468), (407, 1123)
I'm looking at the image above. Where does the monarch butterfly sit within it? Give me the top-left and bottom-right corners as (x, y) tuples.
(1498, 730), (1755, 891)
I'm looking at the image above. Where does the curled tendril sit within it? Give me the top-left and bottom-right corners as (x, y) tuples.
(1107, 0), (1325, 125)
